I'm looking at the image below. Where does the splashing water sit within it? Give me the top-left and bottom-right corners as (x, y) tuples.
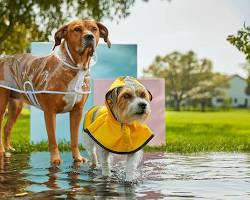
(0, 152), (250, 199)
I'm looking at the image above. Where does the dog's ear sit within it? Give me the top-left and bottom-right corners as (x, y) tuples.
(106, 87), (122, 105)
(97, 22), (111, 48)
(147, 90), (153, 101)
(52, 24), (68, 50)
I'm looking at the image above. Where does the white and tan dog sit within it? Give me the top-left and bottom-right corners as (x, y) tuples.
(0, 19), (111, 164)
(83, 76), (154, 181)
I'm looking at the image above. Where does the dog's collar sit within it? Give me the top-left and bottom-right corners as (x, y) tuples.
(64, 41), (77, 66)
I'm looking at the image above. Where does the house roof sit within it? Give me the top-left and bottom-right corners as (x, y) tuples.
(229, 74), (246, 81)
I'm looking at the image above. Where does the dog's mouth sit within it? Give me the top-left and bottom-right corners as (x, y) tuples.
(79, 38), (96, 57)
(134, 110), (146, 115)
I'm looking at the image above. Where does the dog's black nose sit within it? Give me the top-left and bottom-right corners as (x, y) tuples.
(85, 34), (94, 40)
(138, 102), (147, 110)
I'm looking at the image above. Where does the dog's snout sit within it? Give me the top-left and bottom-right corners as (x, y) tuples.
(84, 34), (94, 41)
(138, 102), (147, 110)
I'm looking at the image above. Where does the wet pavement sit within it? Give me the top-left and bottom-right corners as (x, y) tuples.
(0, 152), (250, 199)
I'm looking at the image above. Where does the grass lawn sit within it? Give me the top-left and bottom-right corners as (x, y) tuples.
(4, 109), (31, 153)
(146, 109), (250, 153)
(3, 109), (77, 153)
(4, 109), (250, 153)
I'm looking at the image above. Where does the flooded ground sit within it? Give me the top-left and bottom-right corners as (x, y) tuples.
(0, 152), (250, 199)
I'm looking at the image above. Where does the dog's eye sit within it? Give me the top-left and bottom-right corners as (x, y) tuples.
(140, 92), (146, 98)
(92, 27), (98, 32)
(74, 27), (82, 32)
(123, 93), (132, 99)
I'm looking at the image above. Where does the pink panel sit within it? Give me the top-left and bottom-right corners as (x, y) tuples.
(93, 78), (165, 146)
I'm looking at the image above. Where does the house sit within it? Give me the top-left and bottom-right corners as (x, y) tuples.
(212, 74), (250, 107)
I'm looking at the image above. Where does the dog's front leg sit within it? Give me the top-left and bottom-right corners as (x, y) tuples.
(126, 150), (143, 181)
(70, 107), (87, 162)
(44, 111), (62, 164)
(96, 146), (110, 177)
(83, 133), (97, 167)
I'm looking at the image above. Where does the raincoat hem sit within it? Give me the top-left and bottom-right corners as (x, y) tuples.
(83, 128), (154, 154)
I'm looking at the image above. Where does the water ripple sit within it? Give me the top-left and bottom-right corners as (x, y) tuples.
(0, 152), (249, 199)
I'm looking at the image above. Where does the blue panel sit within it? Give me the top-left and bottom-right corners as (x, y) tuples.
(30, 42), (137, 143)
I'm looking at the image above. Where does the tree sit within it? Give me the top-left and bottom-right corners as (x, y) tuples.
(227, 24), (250, 95)
(227, 24), (250, 61)
(187, 73), (229, 111)
(143, 51), (227, 111)
(0, 0), (136, 54)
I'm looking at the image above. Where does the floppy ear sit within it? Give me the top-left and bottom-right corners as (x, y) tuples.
(106, 87), (122, 105)
(97, 22), (111, 48)
(52, 24), (68, 50)
(147, 89), (153, 101)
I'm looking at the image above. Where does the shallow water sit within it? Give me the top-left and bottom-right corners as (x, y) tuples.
(0, 152), (250, 199)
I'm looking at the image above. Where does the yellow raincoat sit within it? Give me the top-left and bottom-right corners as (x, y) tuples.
(83, 76), (154, 154)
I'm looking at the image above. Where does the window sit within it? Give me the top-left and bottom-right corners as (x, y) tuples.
(216, 98), (224, 103)
(234, 98), (238, 103)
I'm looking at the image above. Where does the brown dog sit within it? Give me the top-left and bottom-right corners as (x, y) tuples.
(0, 19), (111, 164)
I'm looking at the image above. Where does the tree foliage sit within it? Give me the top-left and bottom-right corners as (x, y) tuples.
(227, 24), (250, 95)
(143, 51), (228, 111)
(0, 0), (136, 54)
(227, 24), (250, 62)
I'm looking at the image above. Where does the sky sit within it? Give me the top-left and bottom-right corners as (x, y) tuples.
(101, 0), (250, 78)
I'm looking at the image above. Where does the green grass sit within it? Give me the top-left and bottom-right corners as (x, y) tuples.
(146, 109), (250, 153)
(3, 109), (31, 153)
(4, 109), (250, 153)
(3, 109), (84, 153)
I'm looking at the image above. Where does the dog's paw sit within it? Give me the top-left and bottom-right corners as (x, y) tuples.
(73, 155), (87, 163)
(50, 157), (63, 165)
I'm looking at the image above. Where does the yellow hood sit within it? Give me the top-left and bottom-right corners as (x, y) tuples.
(83, 76), (154, 154)
(106, 76), (152, 101)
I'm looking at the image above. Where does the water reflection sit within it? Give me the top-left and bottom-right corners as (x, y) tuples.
(0, 154), (31, 198)
(0, 152), (249, 199)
